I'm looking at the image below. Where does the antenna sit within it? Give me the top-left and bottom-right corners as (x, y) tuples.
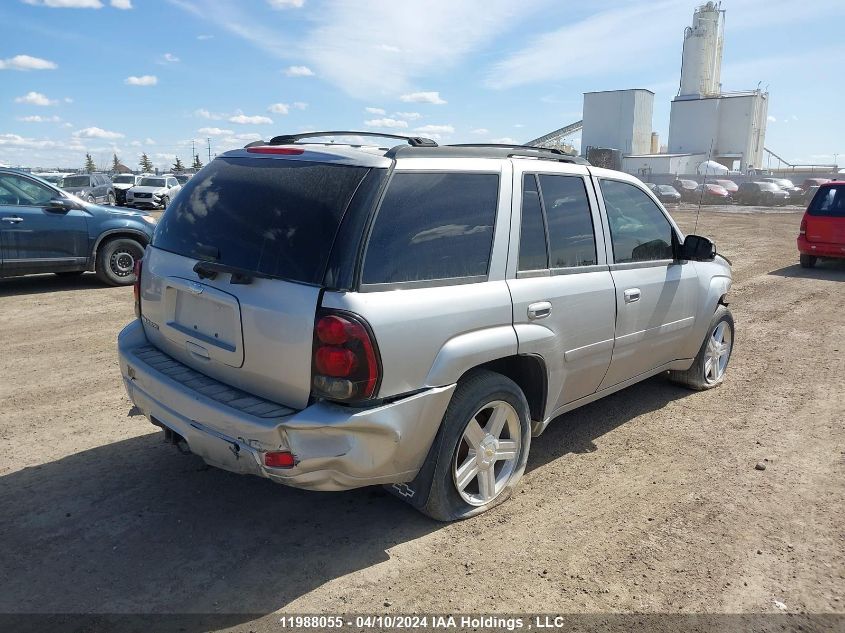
(694, 137), (715, 235)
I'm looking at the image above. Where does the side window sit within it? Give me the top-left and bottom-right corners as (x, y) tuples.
(94, 175), (102, 186)
(518, 174), (548, 271)
(0, 173), (55, 206)
(538, 174), (597, 267)
(600, 179), (675, 263)
(168, 178), (177, 188)
(362, 172), (499, 285)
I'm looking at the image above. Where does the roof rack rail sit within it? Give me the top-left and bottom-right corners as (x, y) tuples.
(264, 131), (438, 148)
(449, 143), (588, 165)
(449, 143), (567, 155)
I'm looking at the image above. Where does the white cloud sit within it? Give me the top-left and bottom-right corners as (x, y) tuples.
(292, 101), (307, 110)
(129, 140), (142, 147)
(73, 126), (124, 139)
(767, 115), (777, 123)
(0, 133), (66, 149)
(377, 44), (401, 53)
(399, 91), (446, 105)
(365, 107), (386, 115)
(471, 128), (489, 135)
(194, 108), (222, 120)
(229, 113), (273, 125)
(268, 0), (304, 8)
(490, 137), (518, 144)
(364, 118), (408, 129)
(0, 54), (57, 71)
(268, 103), (290, 114)
(124, 75), (158, 86)
(197, 34), (214, 40)
(198, 127), (233, 135)
(64, 97), (73, 103)
(284, 65), (314, 77)
(160, 52), (180, 63)
(414, 124), (454, 134)
(22, 0), (102, 7)
(14, 91), (57, 106)
(17, 115), (61, 122)
(394, 111), (421, 120)
(111, 0), (132, 8)
(145, 137), (156, 145)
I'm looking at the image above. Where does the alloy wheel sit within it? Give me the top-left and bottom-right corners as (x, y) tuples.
(704, 321), (732, 383)
(452, 400), (521, 506)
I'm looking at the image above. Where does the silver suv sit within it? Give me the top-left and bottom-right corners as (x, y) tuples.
(117, 132), (734, 521)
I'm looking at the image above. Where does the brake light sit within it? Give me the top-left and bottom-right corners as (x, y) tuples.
(246, 146), (305, 155)
(133, 258), (143, 317)
(799, 215), (807, 235)
(311, 311), (380, 402)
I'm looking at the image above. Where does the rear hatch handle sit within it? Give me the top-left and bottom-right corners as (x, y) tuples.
(193, 261), (255, 285)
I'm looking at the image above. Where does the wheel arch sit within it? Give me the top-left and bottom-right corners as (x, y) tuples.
(469, 354), (548, 425)
(91, 228), (150, 261)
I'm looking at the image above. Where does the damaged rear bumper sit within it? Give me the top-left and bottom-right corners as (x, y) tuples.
(118, 319), (455, 491)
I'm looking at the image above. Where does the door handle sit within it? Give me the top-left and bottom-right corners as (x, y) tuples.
(1, 216), (23, 224)
(527, 301), (552, 320)
(624, 288), (641, 303)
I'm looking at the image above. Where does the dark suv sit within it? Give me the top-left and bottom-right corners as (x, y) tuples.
(0, 169), (156, 285)
(735, 181), (789, 206)
(59, 173), (116, 206)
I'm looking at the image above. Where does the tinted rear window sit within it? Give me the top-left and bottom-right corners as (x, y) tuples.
(152, 157), (370, 284)
(808, 186), (845, 217)
(61, 176), (90, 187)
(362, 172), (499, 285)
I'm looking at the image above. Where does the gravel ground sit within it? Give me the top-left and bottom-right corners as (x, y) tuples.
(0, 205), (842, 631)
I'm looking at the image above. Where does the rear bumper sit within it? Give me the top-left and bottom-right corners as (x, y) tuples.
(117, 320), (455, 491)
(797, 236), (845, 258)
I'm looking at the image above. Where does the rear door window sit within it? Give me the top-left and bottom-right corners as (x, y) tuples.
(809, 186), (845, 217)
(362, 172), (499, 285)
(538, 174), (597, 267)
(600, 179), (675, 263)
(152, 157), (371, 284)
(518, 174), (548, 271)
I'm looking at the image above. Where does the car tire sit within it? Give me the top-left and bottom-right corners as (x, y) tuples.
(107, 192), (115, 206)
(86, 195), (95, 204)
(800, 254), (817, 268)
(669, 304), (734, 391)
(161, 196), (169, 210)
(95, 237), (144, 286)
(415, 370), (531, 522)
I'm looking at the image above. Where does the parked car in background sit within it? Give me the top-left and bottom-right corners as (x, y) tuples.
(126, 174), (181, 210)
(762, 177), (802, 199)
(693, 183), (731, 204)
(111, 174), (145, 206)
(174, 174), (192, 186)
(800, 178), (830, 192)
(801, 185), (821, 205)
(735, 181), (789, 206)
(712, 179), (738, 195)
(59, 173), (116, 205)
(33, 172), (71, 185)
(117, 133), (734, 521)
(647, 183), (682, 204)
(672, 178), (699, 201)
(798, 181), (845, 267)
(0, 168), (155, 285)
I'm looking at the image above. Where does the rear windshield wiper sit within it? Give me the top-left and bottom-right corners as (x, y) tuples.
(192, 261), (263, 285)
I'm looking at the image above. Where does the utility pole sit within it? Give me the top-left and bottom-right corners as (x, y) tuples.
(191, 140), (196, 166)
(207, 138), (212, 163)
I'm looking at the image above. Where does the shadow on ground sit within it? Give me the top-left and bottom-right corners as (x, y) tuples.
(768, 259), (845, 280)
(0, 272), (111, 297)
(0, 374), (695, 632)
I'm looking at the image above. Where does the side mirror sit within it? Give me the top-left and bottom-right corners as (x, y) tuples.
(47, 198), (76, 212)
(679, 234), (716, 261)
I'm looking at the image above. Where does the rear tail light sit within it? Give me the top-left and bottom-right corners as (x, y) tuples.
(133, 258), (143, 317)
(246, 146), (305, 155)
(799, 215), (807, 235)
(264, 450), (295, 468)
(311, 310), (380, 402)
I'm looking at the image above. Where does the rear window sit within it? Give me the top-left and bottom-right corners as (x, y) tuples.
(758, 183), (779, 191)
(152, 157), (370, 284)
(61, 175), (89, 187)
(362, 172), (499, 286)
(808, 186), (845, 217)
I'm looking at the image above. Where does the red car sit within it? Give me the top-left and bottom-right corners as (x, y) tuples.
(694, 183), (732, 204)
(798, 181), (845, 267)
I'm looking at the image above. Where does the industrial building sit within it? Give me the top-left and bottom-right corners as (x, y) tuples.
(528, 1), (771, 177)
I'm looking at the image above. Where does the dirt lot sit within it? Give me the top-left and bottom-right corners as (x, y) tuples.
(0, 205), (842, 630)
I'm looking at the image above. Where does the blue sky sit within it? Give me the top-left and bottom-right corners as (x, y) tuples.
(2, 0), (844, 171)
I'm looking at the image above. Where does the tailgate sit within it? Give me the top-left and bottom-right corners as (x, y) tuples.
(806, 216), (845, 243)
(140, 247), (320, 410)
